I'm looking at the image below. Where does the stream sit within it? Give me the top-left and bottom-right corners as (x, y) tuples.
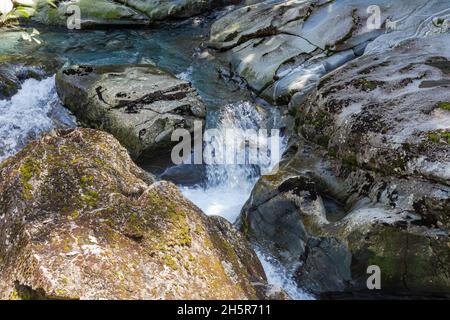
(0, 16), (313, 299)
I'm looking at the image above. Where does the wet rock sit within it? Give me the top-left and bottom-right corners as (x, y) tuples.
(209, 0), (449, 105)
(0, 54), (61, 99)
(160, 164), (208, 187)
(113, 0), (241, 22)
(31, 0), (241, 28)
(296, 35), (450, 187)
(0, 128), (272, 300)
(56, 64), (206, 160)
(295, 237), (352, 293)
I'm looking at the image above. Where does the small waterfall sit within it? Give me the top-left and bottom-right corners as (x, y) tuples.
(0, 77), (75, 162)
(181, 101), (283, 222)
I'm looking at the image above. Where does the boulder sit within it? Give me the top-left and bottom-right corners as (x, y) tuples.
(56, 64), (206, 160)
(236, 11), (450, 297)
(32, 0), (151, 28)
(0, 128), (273, 299)
(31, 0), (241, 28)
(297, 35), (450, 188)
(113, 0), (241, 21)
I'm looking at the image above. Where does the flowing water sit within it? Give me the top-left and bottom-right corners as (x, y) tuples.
(0, 17), (313, 299)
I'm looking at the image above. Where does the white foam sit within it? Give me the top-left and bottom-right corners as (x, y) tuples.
(0, 76), (75, 162)
(181, 101), (313, 299)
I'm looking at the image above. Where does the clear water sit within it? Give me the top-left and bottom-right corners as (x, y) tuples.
(0, 17), (311, 299)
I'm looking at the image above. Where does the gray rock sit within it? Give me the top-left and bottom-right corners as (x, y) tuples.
(33, 0), (151, 28)
(297, 35), (450, 186)
(295, 237), (352, 293)
(55, 64), (206, 160)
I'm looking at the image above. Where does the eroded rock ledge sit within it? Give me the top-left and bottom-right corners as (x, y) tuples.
(0, 128), (275, 300)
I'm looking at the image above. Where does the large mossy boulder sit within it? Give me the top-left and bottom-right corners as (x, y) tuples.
(56, 64), (206, 160)
(0, 128), (272, 299)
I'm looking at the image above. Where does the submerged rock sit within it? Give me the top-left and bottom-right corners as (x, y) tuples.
(56, 64), (206, 160)
(0, 128), (274, 300)
(209, 0), (450, 104)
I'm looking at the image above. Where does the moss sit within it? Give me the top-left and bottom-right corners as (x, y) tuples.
(317, 135), (330, 147)
(80, 175), (94, 184)
(80, 190), (99, 207)
(437, 102), (450, 111)
(359, 79), (378, 91)
(10, 289), (21, 300)
(145, 188), (193, 248)
(241, 215), (250, 239)
(69, 210), (80, 220)
(62, 238), (73, 251)
(428, 132), (440, 143)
